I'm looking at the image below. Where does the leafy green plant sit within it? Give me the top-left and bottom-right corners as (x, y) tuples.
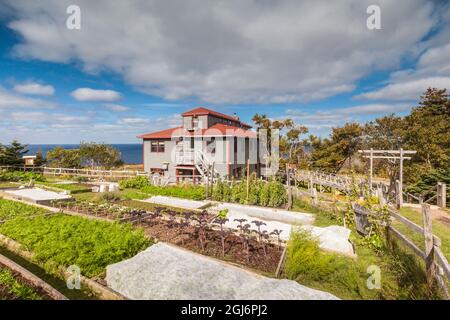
(0, 268), (41, 300)
(268, 179), (288, 207)
(100, 192), (123, 202)
(0, 213), (151, 278)
(0, 171), (46, 183)
(0, 198), (47, 221)
(140, 184), (206, 200)
(119, 176), (150, 189)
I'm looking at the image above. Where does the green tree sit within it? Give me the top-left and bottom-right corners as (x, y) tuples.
(310, 123), (363, 173)
(46, 146), (82, 168)
(0, 140), (29, 166)
(34, 149), (46, 166)
(403, 88), (450, 171)
(363, 114), (405, 184)
(79, 142), (123, 169)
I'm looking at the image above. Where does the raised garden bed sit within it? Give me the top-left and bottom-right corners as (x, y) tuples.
(0, 265), (51, 300)
(137, 216), (283, 273)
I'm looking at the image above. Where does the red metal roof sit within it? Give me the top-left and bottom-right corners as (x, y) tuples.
(182, 107), (252, 128)
(137, 127), (183, 139)
(138, 123), (256, 139)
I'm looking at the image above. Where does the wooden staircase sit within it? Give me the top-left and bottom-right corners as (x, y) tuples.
(194, 150), (219, 183)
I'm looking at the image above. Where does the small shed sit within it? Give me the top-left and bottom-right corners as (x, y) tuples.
(23, 155), (37, 166)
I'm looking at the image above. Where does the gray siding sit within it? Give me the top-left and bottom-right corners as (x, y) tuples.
(143, 139), (176, 179)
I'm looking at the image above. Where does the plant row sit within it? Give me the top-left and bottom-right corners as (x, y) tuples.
(0, 200), (151, 278)
(213, 175), (288, 207)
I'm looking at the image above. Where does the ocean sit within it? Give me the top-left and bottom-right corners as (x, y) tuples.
(25, 144), (142, 164)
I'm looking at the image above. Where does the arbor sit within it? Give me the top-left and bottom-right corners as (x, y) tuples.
(363, 114), (405, 183)
(0, 140), (29, 166)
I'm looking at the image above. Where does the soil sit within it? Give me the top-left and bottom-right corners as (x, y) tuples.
(137, 218), (283, 274)
(48, 201), (283, 274)
(407, 205), (450, 228)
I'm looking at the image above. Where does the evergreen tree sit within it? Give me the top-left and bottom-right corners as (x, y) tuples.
(0, 140), (29, 166)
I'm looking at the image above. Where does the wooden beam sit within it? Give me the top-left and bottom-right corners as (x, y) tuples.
(389, 209), (441, 246)
(362, 155), (412, 160)
(275, 245), (288, 278)
(435, 246), (450, 281)
(388, 226), (426, 260)
(358, 150), (417, 154)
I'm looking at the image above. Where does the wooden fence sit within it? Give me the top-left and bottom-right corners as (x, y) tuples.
(294, 184), (449, 298)
(355, 202), (450, 299)
(0, 165), (148, 180)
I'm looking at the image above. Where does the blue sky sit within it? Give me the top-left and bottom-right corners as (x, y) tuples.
(1, 0), (450, 144)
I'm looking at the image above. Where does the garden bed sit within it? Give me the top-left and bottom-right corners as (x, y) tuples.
(0, 265), (52, 300)
(135, 212), (283, 274)
(3, 188), (72, 205)
(107, 242), (338, 300)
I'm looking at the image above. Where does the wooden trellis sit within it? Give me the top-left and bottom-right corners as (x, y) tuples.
(358, 148), (416, 208)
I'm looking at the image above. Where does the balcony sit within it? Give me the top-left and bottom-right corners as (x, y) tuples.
(175, 147), (195, 165)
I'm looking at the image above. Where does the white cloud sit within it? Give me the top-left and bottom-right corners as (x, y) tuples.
(71, 88), (121, 102)
(103, 104), (130, 112)
(117, 117), (150, 125)
(4, 0), (437, 104)
(0, 86), (56, 109)
(337, 103), (411, 114)
(355, 77), (450, 101)
(13, 82), (55, 95)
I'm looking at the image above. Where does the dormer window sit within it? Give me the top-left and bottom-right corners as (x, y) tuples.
(192, 116), (199, 130)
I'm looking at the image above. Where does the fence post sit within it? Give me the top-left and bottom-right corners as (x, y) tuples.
(286, 165), (292, 210)
(377, 186), (386, 207)
(437, 182), (446, 209)
(422, 203), (435, 287)
(395, 179), (402, 209)
(311, 188), (318, 206)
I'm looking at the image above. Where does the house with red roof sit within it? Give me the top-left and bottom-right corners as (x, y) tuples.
(138, 107), (260, 183)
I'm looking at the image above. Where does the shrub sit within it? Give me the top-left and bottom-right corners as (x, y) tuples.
(119, 176), (150, 189)
(140, 184), (206, 200)
(100, 192), (123, 202)
(0, 171), (46, 183)
(212, 178), (224, 201)
(259, 182), (270, 206)
(268, 179), (288, 207)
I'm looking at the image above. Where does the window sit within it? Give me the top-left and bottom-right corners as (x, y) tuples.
(150, 141), (165, 153)
(206, 137), (216, 154)
(192, 116), (199, 130)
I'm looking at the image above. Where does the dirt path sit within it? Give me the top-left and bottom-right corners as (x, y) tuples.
(403, 204), (450, 227)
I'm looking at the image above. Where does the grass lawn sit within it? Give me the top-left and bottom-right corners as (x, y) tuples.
(397, 207), (450, 261)
(36, 182), (92, 194)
